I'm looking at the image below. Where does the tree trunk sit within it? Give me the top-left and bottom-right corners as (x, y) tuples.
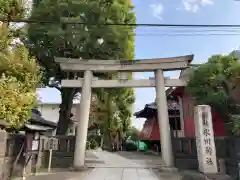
(102, 127), (112, 150)
(56, 88), (76, 135)
(116, 130), (121, 151)
(100, 133), (104, 148)
(117, 132), (121, 151)
(104, 96), (113, 150)
(108, 129), (113, 151)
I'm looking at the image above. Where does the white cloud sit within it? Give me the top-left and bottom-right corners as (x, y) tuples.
(180, 0), (214, 13)
(149, 3), (164, 19)
(201, 0), (214, 6)
(183, 1), (199, 12)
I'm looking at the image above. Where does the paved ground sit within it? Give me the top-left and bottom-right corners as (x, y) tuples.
(85, 151), (165, 168)
(15, 151), (182, 180)
(84, 151), (163, 180)
(85, 151), (181, 180)
(85, 168), (160, 180)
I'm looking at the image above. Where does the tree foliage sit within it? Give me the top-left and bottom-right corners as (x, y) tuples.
(25, 0), (136, 136)
(90, 88), (135, 148)
(0, 2), (41, 180)
(127, 126), (140, 141)
(0, 0), (41, 130)
(0, 28), (41, 129)
(186, 55), (240, 134)
(0, 0), (26, 19)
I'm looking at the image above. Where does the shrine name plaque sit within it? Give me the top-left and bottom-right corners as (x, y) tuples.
(194, 105), (218, 174)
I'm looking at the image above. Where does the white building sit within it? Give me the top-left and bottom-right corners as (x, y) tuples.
(37, 88), (80, 135)
(37, 102), (80, 135)
(37, 102), (79, 124)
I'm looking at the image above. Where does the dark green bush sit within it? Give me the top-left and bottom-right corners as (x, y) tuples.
(89, 139), (99, 149)
(125, 142), (137, 151)
(86, 141), (91, 150)
(87, 134), (101, 146)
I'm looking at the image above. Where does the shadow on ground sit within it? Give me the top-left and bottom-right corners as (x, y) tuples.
(12, 168), (93, 180)
(85, 151), (105, 164)
(116, 151), (161, 160)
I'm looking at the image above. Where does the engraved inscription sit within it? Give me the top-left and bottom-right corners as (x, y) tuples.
(120, 60), (135, 68)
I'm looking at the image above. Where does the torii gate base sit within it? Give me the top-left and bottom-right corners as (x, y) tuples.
(55, 55), (193, 169)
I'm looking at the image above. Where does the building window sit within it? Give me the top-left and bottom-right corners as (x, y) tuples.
(169, 117), (181, 130)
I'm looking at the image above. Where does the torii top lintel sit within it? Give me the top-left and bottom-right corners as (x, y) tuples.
(55, 54), (194, 72)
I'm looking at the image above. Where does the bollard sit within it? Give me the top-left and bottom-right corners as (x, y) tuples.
(218, 158), (226, 174)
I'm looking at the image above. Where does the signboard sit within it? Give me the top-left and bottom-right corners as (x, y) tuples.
(194, 105), (218, 174)
(48, 137), (58, 150)
(31, 140), (39, 151)
(44, 137), (59, 151)
(44, 137), (59, 172)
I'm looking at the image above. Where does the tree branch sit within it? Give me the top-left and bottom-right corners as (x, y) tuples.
(48, 83), (61, 91)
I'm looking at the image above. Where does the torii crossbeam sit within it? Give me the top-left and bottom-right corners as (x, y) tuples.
(55, 54), (194, 169)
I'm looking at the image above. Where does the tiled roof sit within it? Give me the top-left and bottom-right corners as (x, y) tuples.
(134, 101), (179, 117)
(0, 109), (57, 130)
(145, 101), (180, 111)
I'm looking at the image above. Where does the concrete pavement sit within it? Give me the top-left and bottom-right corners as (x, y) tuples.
(12, 170), (91, 180)
(15, 168), (161, 180)
(85, 151), (165, 168)
(15, 151), (183, 180)
(83, 151), (164, 179)
(84, 168), (160, 180)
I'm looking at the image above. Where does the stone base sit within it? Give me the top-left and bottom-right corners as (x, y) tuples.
(69, 166), (89, 172)
(206, 173), (232, 180)
(157, 166), (179, 173)
(180, 171), (206, 180)
(180, 171), (232, 180)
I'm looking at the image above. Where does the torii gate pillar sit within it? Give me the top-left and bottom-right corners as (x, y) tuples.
(74, 70), (92, 168)
(155, 69), (174, 167)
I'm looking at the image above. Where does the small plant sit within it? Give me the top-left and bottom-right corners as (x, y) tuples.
(86, 141), (91, 150)
(89, 139), (99, 150)
(229, 115), (240, 136)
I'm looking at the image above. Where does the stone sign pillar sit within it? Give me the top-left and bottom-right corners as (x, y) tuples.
(155, 69), (173, 167)
(194, 105), (218, 174)
(74, 70), (92, 168)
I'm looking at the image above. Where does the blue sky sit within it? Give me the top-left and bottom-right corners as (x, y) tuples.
(38, 0), (240, 130)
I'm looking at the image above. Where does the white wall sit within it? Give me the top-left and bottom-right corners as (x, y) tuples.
(38, 103), (79, 123)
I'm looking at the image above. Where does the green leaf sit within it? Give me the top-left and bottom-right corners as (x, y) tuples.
(0, 27), (41, 129)
(186, 54), (240, 135)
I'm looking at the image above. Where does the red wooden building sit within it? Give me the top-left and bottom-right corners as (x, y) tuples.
(134, 68), (232, 141)
(135, 51), (240, 142)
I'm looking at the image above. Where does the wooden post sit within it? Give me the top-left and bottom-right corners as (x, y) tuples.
(48, 150), (53, 172)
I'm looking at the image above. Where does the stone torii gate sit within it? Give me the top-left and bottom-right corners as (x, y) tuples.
(55, 54), (193, 169)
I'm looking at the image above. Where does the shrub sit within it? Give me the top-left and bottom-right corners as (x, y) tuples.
(125, 142), (137, 151)
(89, 139), (99, 150)
(86, 141), (91, 150)
(87, 134), (101, 146)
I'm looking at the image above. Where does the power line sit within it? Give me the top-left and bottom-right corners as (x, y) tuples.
(130, 33), (240, 36)
(26, 32), (240, 37)
(137, 28), (240, 33)
(17, 25), (240, 37)
(2, 18), (240, 28)
(20, 28), (240, 37)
